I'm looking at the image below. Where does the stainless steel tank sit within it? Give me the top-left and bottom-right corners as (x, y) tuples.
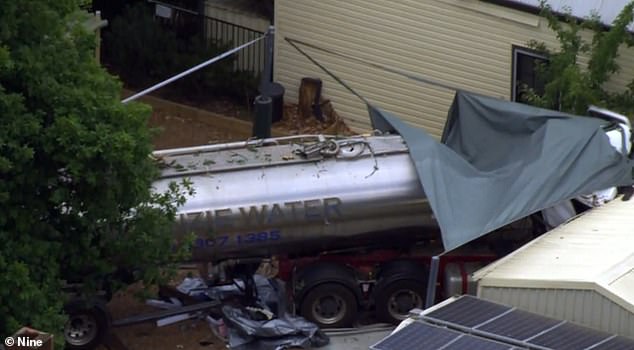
(152, 134), (436, 261)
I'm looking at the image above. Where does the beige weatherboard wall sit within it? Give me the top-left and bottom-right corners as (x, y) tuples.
(274, 0), (634, 138)
(473, 198), (634, 338)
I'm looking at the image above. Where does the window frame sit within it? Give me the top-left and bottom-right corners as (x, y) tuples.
(511, 45), (549, 102)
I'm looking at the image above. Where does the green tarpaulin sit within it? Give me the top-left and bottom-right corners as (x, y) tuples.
(369, 91), (633, 251)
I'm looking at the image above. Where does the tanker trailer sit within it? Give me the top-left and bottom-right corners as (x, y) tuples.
(150, 134), (522, 327)
(152, 134), (437, 262)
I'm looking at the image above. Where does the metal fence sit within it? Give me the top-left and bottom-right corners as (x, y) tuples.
(205, 17), (265, 75)
(152, 1), (266, 77)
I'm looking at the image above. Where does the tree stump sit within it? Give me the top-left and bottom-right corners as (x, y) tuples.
(298, 78), (324, 122)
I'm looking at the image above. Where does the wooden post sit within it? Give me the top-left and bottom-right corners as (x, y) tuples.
(95, 11), (102, 63)
(82, 10), (108, 64)
(298, 78), (323, 122)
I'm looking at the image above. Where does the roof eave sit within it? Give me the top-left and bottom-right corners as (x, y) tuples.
(480, 0), (628, 33)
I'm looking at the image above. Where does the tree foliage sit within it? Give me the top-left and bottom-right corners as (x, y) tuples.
(0, 0), (191, 341)
(522, 1), (634, 115)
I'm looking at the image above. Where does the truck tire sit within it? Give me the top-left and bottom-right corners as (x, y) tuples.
(64, 299), (111, 349)
(300, 283), (358, 328)
(374, 279), (426, 324)
(373, 260), (427, 324)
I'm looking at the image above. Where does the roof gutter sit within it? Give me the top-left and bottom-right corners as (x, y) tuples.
(480, 0), (542, 16)
(479, 0), (630, 33)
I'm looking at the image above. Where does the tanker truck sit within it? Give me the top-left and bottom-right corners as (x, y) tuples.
(151, 133), (494, 328)
(149, 101), (633, 329)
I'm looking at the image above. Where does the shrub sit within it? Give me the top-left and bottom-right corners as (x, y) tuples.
(0, 0), (191, 344)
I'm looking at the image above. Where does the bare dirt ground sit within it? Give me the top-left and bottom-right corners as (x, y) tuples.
(141, 94), (253, 149)
(138, 91), (354, 150)
(149, 108), (242, 149)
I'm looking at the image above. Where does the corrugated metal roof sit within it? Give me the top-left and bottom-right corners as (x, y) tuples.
(508, 0), (632, 27)
(473, 197), (634, 314)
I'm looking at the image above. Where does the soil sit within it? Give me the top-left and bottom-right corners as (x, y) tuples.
(141, 89), (354, 150)
(148, 106), (242, 149)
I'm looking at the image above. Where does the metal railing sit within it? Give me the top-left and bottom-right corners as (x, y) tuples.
(151, 1), (266, 76)
(205, 17), (265, 74)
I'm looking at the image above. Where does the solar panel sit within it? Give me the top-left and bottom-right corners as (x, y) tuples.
(425, 294), (511, 328)
(371, 322), (459, 350)
(441, 335), (513, 350)
(530, 322), (613, 350)
(370, 321), (514, 350)
(418, 295), (634, 350)
(477, 309), (561, 341)
(593, 336), (634, 350)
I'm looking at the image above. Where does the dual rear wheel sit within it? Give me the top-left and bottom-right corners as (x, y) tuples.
(375, 279), (425, 323)
(298, 261), (427, 328)
(300, 283), (358, 328)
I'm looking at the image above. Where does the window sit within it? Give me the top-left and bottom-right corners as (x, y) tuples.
(512, 47), (548, 103)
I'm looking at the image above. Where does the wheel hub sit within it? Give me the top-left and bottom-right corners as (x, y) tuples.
(64, 314), (98, 347)
(312, 294), (347, 325)
(388, 289), (422, 320)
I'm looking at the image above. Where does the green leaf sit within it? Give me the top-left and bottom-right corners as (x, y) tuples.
(0, 0), (192, 341)
(528, 1), (634, 115)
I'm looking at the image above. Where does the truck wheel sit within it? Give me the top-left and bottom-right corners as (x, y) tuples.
(374, 279), (425, 324)
(64, 299), (110, 349)
(300, 283), (357, 328)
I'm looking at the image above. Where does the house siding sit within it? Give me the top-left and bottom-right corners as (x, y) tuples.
(274, 0), (634, 138)
(479, 286), (634, 338)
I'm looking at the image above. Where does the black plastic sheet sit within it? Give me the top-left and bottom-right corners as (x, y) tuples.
(220, 275), (329, 350)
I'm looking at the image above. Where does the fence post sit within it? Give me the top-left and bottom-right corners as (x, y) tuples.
(425, 255), (441, 309)
(197, 0), (205, 37)
(259, 25), (275, 92)
(253, 95), (272, 139)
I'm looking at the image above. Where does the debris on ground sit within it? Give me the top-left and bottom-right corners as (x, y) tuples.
(140, 274), (329, 350)
(176, 277), (209, 299)
(275, 102), (355, 136)
(222, 305), (329, 350)
(219, 275), (330, 350)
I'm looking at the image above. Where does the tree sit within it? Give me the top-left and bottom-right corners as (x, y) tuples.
(522, 1), (634, 116)
(0, 0), (191, 342)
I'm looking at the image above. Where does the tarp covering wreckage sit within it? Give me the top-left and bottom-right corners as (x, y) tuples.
(369, 91), (634, 252)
